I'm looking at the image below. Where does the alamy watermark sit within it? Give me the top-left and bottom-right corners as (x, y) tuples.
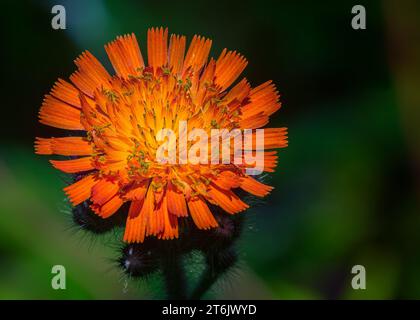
(51, 265), (66, 290)
(351, 5), (366, 30)
(351, 264), (366, 290)
(51, 5), (66, 30)
(155, 121), (265, 175)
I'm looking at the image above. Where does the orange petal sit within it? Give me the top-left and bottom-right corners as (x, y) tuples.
(91, 194), (123, 218)
(147, 27), (168, 69)
(262, 151), (278, 172)
(240, 176), (273, 197)
(124, 201), (145, 243)
(50, 78), (81, 108)
(147, 193), (165, 236)
(50, 157), (94, 173)
(124, 186), (153, 243)
(187, 197), (218, 229)
(212, 171), (241, 190)
(166, 182), (188, 217)
(215, 49), (247, 90)
(39, 95), (83, 130)
(91, 179), (119, 206)
(159, 195), (179, 240)
(78, 94), (107, 131)
(208, 185), (249, 214)
(124, 180), (149, 200)
(239, 112), (269, 129)
(183, 35), (212, 73)
(243, 127), (288, 150)
(195, 58), (216, 105)
(70, 51), (111, 97)
(35, 137), (93, 156)
(263, 128), (288, 149)
(168, 34), (186, 75)
(105, 33), (145, 78)
(241, 81), (281, 119)
(224, 78), (251, 105)
(63, 174), (96, 206)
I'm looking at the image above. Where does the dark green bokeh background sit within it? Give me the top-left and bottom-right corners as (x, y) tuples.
(0, 0), (419, 299)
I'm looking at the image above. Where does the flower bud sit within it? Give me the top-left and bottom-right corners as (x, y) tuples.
(119, 240), (159, 278)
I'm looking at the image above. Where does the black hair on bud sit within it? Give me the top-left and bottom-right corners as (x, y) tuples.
(189, 206), (245, 252)
(118, 240), (160, 278)
(210, 213), (244, 248)
(72, 201), (128, 234)
(206, 246), (238, 274)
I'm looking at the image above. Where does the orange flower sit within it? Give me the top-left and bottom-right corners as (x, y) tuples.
(35, 27), (288, 243)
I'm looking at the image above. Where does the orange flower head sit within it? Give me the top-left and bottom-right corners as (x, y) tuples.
(35, 27), (288, 243)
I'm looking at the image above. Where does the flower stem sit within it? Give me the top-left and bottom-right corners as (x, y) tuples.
(190, 265), (216, 300)
(161, 253), (187, 300)
(191, 247), (237, 300)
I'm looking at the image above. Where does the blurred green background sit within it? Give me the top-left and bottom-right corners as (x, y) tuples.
(0, 0), (419, 299)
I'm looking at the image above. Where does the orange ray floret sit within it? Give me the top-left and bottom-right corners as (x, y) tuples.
(167, 182), (188, 217)
(240, 176), (273, 197)
(35, 137), (92, 156)
(243, 127), (288, 150)
(241, 81), (281, 118)
(91, 179), (120, 206)
(91, 194), (124, 218)
(70, 51), (111, 97)
(168, 34), (186, 75)
(124, 180), (149, 201)
(64, 174), (96, 206)
(208, 185), (249, 215)
(35, 27), (288, 243)
(105, 33), (145, 78)
(123, 200), (145, 243)
(50, 79), (81, 108)
(212, 171), (241, 190)
(183, 35), (212, 73)
(261, 151), (279, 173)
(124, 187), (153, 243)
(215, 49), (248, 90)
(188, 197), (218, 230)
(224, 78), (251, 105)
(147, 27), (168, 69)
(159, 196), (179, 240)
(50, 157), (94, 173)
(39, 96), (83, 130)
